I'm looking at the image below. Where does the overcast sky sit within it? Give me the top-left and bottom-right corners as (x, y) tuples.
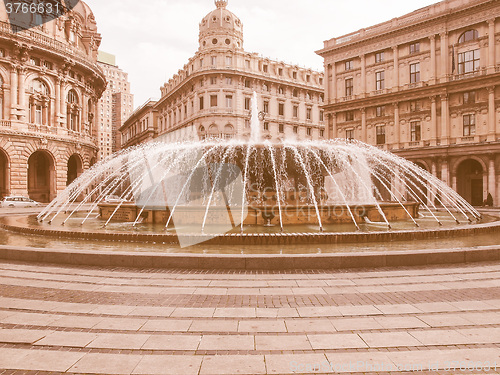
(84, 0), (437, 108)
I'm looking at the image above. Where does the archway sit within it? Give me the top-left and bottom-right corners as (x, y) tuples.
(28, 150), (55, 203)
(0, 149), (8, 199)
(67, 154), (83, 186)
(457, 159), (483, 206)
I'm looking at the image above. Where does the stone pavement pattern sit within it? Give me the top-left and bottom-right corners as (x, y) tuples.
(0, 260), (499, 374)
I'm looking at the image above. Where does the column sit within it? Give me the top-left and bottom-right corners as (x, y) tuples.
(324, 64), (330, 104)
(17, 67), (25, 114)
(488, 157), (496, 206)
(488, 19), (496, 73)
(331, 63), (337, 101)
(361, 108), (367, 143)
(430, 160), (438, 204)
(488, 86), (496, 141)
(9, 65), (17, 120)
(441, 158), (449, 187)
(392, 46), (399, 89)
(440, 94), (449, 145)
(330, 113), (337, 139)
(60, 79), (66, 127)
(440, 32), (449, 82)
(431, 96), (438, 145)
(55, 78), (61, 119)
(393, 102), (400, 148)
(360, 54), (366, 95)
(430, 35), (436, 83)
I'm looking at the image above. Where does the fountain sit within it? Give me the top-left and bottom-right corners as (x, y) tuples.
(0, 92), (494, 252)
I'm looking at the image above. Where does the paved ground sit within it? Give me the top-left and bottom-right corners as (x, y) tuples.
(0, 260), (499, 374)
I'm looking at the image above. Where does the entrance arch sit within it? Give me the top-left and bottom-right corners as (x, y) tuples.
(0, 149), (8, 199)
(456, 159), (484, 206)
(28, 150), (55, 203)
(67, 154), (83, 186)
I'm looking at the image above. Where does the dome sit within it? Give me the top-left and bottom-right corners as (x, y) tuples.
(199, 0), (243, 51)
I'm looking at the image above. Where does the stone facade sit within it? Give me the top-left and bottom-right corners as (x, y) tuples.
(120, 100), (157, 149)
(0, 1), (106, 202)
(120, 0), (324, 147)
(96, 52), (133, 160)
(317, 0), (500, 206)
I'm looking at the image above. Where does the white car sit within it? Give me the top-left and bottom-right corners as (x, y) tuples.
(1, 196), (41, 208)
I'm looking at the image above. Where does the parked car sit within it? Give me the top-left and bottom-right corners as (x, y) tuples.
(103, 195), (123, 203)
(1, 196), (41, 208)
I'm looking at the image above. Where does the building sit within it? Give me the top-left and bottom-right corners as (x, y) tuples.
(317, 0), (500, 206)
(120, 100), (157, 149)
(120, 0), (324, 147)
(96, 51), (133, 160)
(0, 1), (106, 202)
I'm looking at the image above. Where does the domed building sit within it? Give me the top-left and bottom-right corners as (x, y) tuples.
(121, 0), (324, 147)
(0, 1), (106, 202)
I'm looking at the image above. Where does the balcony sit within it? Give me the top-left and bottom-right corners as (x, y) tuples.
(0, 120), (11, 127)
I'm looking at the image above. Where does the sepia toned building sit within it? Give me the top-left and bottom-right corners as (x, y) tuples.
(120, 0), (324, 147)
(317, 0), (500, 206)
(96, 51), (133, 160)
(0, 1), (106, 202)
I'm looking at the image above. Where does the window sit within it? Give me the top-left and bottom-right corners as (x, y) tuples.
(263, 101), (269, 113)
(200, 78), (204, 87)
(376, 106), (385, 117)
(263, 64), (268, 73)
(375, 51), (385, 63)
(375, 126), (385, 145)
(225, 95), (232, 108)
(346, 129), (354, 140)
(279, 103), (285, 116)
(375, 71), (385, 90)
(263, 83), (269, 91)
(225, 77), (232, 85)
(226, 56), (232, 66)
(210, 77), (217, 85)
(292, 71), (297, 79)
(210, 95), (217, 107)
(264, 122), (269, 131)
(278, 68), (283, 76)
(245, 79), (251, 88)
(410, 63), (420, 83)
(200, 59), (203, 68)
(66, 89), (79, 131)
(293, 126), (298, 134)
(458, 29), (479, 43)
(320, 129), (324, 137)
(463, 114), (476, 136)
(306, 75), (310, 82)
(345, 111), (354, 121)
(463, 91), (476, 104)
(211, 56), (217, 66)
(306, 108), (312, 120)
(319, 111), (324, 122)
(345, 78), (353, 96)
(345, 60), (353, 70)
(458, 50), (480, 74)
(245, 60), (250, 68)
(245, 97), (251, 110)
(293, 105), (298, 118)
(410, 100), (420, 112)
(409, 42), (420, 54)
(279, 123), (284, 133)
(199, 96), (204, 110)
(293, 89), (298, 97)
(278, 86), (284, 95)
(410, 121), (421, 141)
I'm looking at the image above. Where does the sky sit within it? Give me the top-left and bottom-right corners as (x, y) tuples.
(84, 0), (438, 109)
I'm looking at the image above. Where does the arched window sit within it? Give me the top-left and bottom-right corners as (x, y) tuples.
(224, 124), (234, 139)
(67, 89), (80, 132)
(458, 29), (479, 43)
(87, 99), (94, 135)
(208, 124), (219, 138)
(29, 79), (50, 125)
(199, 125), (206, 140)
